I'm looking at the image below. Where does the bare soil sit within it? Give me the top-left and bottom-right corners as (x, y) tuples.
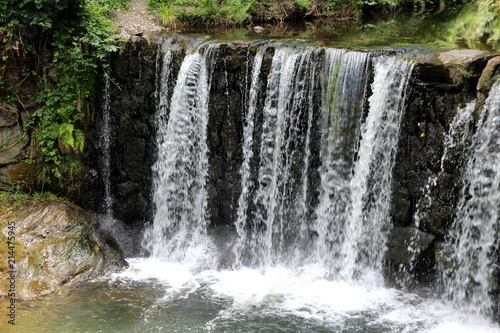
(113, 0), (165, 36)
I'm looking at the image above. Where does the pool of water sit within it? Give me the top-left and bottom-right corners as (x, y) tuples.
(151, 8), (499, 52)
(3, 258), (499, 333)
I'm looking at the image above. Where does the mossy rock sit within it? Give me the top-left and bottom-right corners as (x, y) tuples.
(0, 197), (126, 299)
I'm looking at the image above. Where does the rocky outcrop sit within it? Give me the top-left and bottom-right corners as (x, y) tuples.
(0, 102), (30, 189)
(0, 199), (126, 299)
(80, 36), (159, 227)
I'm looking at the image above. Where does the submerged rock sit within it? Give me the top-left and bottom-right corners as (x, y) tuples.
(0, 198), (127, 299)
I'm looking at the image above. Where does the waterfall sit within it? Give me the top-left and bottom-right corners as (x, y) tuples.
(336, 56), (413, 282)
(443, 79), (500, 316)
(97, 70), (139, 256)
(230, 45), (414, 280)
(101, 72), (113, 215)
(142, 42), (218, 267)
(143, 40), (416, 280)
(143, 39), (417, 284)
(234, 46), (324, 268)
(313, 48), (371, 275)
(108, 40), (500, 332)
(234, 44), (269, 267)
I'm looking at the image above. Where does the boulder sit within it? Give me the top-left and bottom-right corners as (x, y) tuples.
(0, 198), (127, 299)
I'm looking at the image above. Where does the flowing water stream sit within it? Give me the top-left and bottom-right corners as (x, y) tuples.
(7, 40), (500, 332)
(442, 81), (500, 317)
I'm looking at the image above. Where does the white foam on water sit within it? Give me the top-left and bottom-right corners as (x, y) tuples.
(112, 258), (196, 289)
(111, 258), (500, 332)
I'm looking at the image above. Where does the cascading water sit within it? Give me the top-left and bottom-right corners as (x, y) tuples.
(442, 79), (500, 316)
(313, 49), (370, 274)
(104, 41), (500, 333)
(232, 49), (414, 281)
(142, 42), (218, 267)
(96, 70), (137, 256)
(233, 44), (269, 267)
(234, 46), (324, 268)
(101, 73), (114, 216)
(341, 56), (413, 281)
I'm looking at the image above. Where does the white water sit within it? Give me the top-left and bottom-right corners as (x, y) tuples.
(234, 46), (324, 267)
(142, 43), (218, 267)
(443, 80), (500, 316)
(234, 44), (269, 266)
(110, 42), (500, 332)
(109, 258), (499, 333)
(311, 48), (371, 273)
(338, 56), (414, 281)
(101, 72), (113, 215)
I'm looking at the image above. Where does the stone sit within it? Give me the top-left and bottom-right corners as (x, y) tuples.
(0, 164), (17, 190)
(0, 199), (127, 299)
(438, 49), (491, 66)
(0, 125), (29, 166)
(78, 37), (158, 226)
(0, 103), (18, 127)
(477, 56), (500, 92)
(386, 226), (435, 267)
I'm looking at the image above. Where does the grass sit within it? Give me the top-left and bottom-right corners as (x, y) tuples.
(0, 190), (63, 212)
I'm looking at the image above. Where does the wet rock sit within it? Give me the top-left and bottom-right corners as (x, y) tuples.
(79, 37), (159, 227)
(0, 199), (127, 299)
(206, 42), (248, 226)
(389, 51), (500, 288)
(477, 56), (500, 93)
(385, 226), (436, 289)
(386, 227), (435, 268)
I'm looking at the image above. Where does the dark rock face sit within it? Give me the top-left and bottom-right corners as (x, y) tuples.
(80, 37), (159, 227)
(205, 43), (248, 227)
(387, 50), (497, 289)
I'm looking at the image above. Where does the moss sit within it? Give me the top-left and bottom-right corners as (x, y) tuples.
(92, 245), (100, 257)
(7, 159), (87, 199)
(8, 162), (45, 193)
(28, 280), (49, 294)
(27, 252), (42, 275)
(0, 191), (32, 211)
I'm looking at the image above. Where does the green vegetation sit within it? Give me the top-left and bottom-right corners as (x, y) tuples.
(147, 0), (467, 27)
(0, 0), (127, 195)
(0, 190), (62, 212)
(445, 0), (500, 50)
